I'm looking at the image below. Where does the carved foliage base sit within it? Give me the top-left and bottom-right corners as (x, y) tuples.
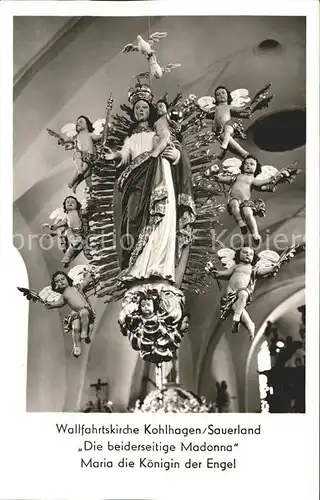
(118, 283), (189, 364)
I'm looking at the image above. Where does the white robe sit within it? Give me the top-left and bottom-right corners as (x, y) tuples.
(120, 131), (177, 282)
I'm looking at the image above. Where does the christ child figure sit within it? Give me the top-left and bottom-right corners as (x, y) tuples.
(45, 270), (95, 357)
(150, 99), (182, 158)
(212, 86), (251, 160)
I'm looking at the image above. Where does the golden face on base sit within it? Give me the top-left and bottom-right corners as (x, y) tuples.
(140, 298), (154, 317)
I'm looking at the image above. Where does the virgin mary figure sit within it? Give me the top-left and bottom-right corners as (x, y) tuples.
(104, 83), (195, 287)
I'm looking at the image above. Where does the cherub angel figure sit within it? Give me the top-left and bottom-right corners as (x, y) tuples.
(18, 266), (97, 358)
(197, 83), (273, 160)
(205, 245), (302, 340)
(43, 195), (91, 267)
(47, 115), (104, 193)
(206, 156), (300, 244)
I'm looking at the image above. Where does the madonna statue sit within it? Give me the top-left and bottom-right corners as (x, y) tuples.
(104, 83), (196, 287)
(104, 83), (195, 363)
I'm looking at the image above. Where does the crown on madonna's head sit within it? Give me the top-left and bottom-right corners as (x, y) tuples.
(128, 82), (154, 106)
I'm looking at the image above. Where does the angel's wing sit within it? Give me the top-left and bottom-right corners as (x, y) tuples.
(148, 32), (168, 45)
(257, 165), (278, 179)
(38, 286), (62, 304)
(220, 157), (241, 175)
(255, 250), (281, 274)
(197, 96), (216, 114)
(230, 88), (251, 108)
(68, 264), (97, 286)
(122, 43), (138, 53)
(92, 118), (105, 137)
(217, 248), (236, 268)
(17, 287), (43, 304)
(61, 122), (77, 138)
(256, 163), (301, 192)
(162, 63), (181, 73)
(48, 207), (66, 225)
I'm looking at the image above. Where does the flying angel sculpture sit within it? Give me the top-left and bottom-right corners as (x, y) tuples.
(205, 244), (304, 341)
(197, 83), (274, 159)
(18, 265), (98, 358)
(47, 115), (105, 193)
(42, 195), (92, 267)
(204, 156), (301, 244)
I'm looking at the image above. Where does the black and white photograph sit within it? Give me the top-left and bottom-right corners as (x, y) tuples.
(0, 1), (318, 499)
(12, 14), (308, 414)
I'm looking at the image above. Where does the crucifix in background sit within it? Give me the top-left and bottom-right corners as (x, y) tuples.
(81, 378), (113, 413)
(90, 378), (108, 411)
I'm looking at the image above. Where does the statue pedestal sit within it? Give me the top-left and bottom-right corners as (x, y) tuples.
(118, 282), (189, 365)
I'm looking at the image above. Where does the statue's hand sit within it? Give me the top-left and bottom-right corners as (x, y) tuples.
(240, 109), (253, 119)
(205, 261), (216, 274)
(104, 152), (115, 162)
(162, 145), (179, 163)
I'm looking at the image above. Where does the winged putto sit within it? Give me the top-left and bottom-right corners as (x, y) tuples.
(47, 115), (105, 193)
(197, 83), (274, 160)
(18, 265), (98, 358)
(204, 156), (301, 244)
(42, 195), (92, 267)
(205, 243), (304, 340)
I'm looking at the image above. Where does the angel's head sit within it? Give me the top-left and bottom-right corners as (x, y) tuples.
(240, 155), (262, 177)
(76, 115), (94, 133)
(138, 292), (160, 318)
(51, 271), (73, 292)
(235, 246), (259, 265)
(214, 86), (232, 105)
(63, 196), (81, 213)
